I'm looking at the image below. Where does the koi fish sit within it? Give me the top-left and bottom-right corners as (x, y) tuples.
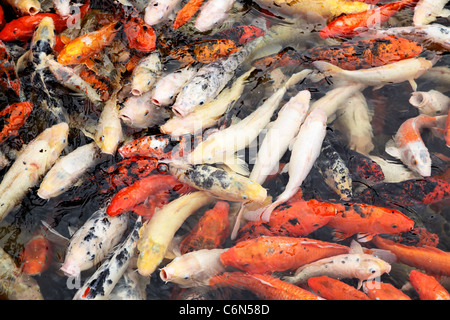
(209, 272), (322, 300)
(124, 16), (156, 53)
(0, 41), (21, 97)
(307, 275), (371, 300)
(60, 205), (129, 277)
(362, 280), (412, 300)
(0, 102), (33, 144)
(169, 162), (267, 203)
(372, 236), (450, 276)
(173, 0), (205, 29)
(283, 240), (391, 289)
(109, 267), (149, 300)
(106, 174), (193, 217)
(57, 21), (121, 66)
(358, 177), (450, 208)
(319, 0), (418, 39)
(413, 0), (449, 26)
(254, 107), (328, 222)
(37, 142), (103, 200)
(313, 57), (433, 91)
(77, 67), (112, 101)
(235, 199), (338, 242)
(95, 92), (124, 155)
(208, 25), (266, 45)
(130, 52), (161, 96)
(385, 114), (447, 177)
(179, 201), (230, 254)
(0, 5), (4, 29)
(220, 236), (351, 274)
(0, 247), (43, 300)
(137, 191), (216, 276)
(326, 202), (414, 242)
(19, 233), (52, 276)
(53, 0), (71, 17)
(118, 134), (175, 159)
(0, 123), (69, 222)
(194, 0), (235, 32)
(409, 269), (450, 300)
(409, 90), (450, 116)
(254, 35), (424, 72)
(160, 248), (227, 288)
(386, 226), (439, 247)
(345, 150), (385, 185)
(73, 217), (142, 300)
(5, 0), (41, 16)
(144, 0), (182, 25)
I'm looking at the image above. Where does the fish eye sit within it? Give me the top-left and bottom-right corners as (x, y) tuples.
(99, 136), (104, 142)
(169, 94), (173, 99)
(199, 100), (204, 105)
(369, 267), (377, 274)
(242, 195), (248, 200)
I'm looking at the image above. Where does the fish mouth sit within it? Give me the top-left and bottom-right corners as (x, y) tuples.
(131, 88), (143, 96)
(159, 268), (173, 282)
(28, 6), (40, 15)
(172, 104), (187, 117)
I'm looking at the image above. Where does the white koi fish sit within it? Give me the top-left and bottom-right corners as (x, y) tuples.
(53, 0), (71, 17)
(413, 0), (450, 26)
(0, 122), (69, 222)
(194, 0), (236, 32)
(409, 90), (450, 116)
(6, 0), (41, 15)
(144, 0), (182, 25)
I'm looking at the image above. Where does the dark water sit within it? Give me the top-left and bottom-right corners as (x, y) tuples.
(1, 0), (450, 300)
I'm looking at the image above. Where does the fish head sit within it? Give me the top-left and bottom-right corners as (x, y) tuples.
(44, 122), (69, 158)
(31, 17), (56, 51)
(241, 180), (268, 203)
(355, 256), (392, 281)
(95, 126), (123, 155)
(400, 140), (432, 177)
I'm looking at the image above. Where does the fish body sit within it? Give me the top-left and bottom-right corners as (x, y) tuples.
(109, 268), (149, 300)
(307, 275), (370, 300)
(151, 65), (197, 107)
(20, 233), (52, 276)
(0, 40), (21, 96)
(0, 102), (33, 144)
(29, 16), (56, 81)
(209, 272), (322, 300)
(95, 93), (124, 155)
(5, 0), (41, 15)
(250, 90), (311, 185)
(372, 236), (450, 277)
(326, 202), (415, 241)
(236, 199), (337, 242)
(118, 134), (175, 159)
(313, 57), (433, 91)
(362, 280), (412, 300)
(194, 0), (235, 32)
(258, 107), (328, 222)
(0, 123), (69, 222)
(172, 39), (259, 117)
(60, 206), (129, 277)
(160, 248), (227, 288)
(173, 0), (205, 29)
(137, 191), (215, 276)
(346, 150), (385, 185)
(37, 142), (103, 199)
(413, 0), (449, 26)
(179, 201), (230, 254)
(144, 0), (182, 25)
(57, 21), (120, 66)
(74, 217), (142, 300)
(283, 241), (391, 288)
(386, 114), (448, 177)
(409, 269), (450, 300)
(220, 236), (350, 274)
(130, 52), (162, 96)
(169, 162), (267, 203)
(106, 174), (192, 217)
(209, 25), (266, 45)
(320, 0), (417, 39)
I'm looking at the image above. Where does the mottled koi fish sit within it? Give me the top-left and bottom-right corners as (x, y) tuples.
(385, 226), (439, 248)
(204, 25), (266, 45)
(124, 15), (156, 53)
(0, 41), (21, 97)
(0, 102), (33, 144)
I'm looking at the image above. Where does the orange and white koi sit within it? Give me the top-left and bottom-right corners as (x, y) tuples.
(385, 114), (447, 177)
(409, 269), (450, 300)
(144, 0), (182, 26)
(118, 134), (175, 159)
(307, 275), (371, 300)
(209, 272), (322, 300)
(220, 236), (351, 274)
(194, 0), (235, 32)
(5, 0), (41, 16)
(283, 241), (392, 289)
(373, 236), (450, 277)
(160, 248), (227, 288)
(0, 123), (69, 222)
(173, 0), (205, 29)
(413, 0), (449, 26)
(362, 280), (412, 300)
(319, 0), (417, 39)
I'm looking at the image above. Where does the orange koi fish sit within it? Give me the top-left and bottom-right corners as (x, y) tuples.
(362, 280), (412, 300)
(0, 102), (33, 144)
(77, 67), (111, 101)
(386, 226), (439, 248)
(57, 21), (121, 66)
(173, 0), (205, 29)
(253, 35), (423, 72)
(220, 236), (350, 274)
(0, 41), (21, 96)
(320, 0), (418, 39)
(106, 174), (193, 217)
(445, 111), (450, 147)
(307, 276), (371, 300)
(326, 202), (415, 242)
(409, 269), (450, 300)
(19, 233), (52, 276)
(124, 16), (156, 53)
(235, 199), (337, 242)
(179, 201), (230, 254)
(209, 272), (322, 300)
(372, 236), (450, 276)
